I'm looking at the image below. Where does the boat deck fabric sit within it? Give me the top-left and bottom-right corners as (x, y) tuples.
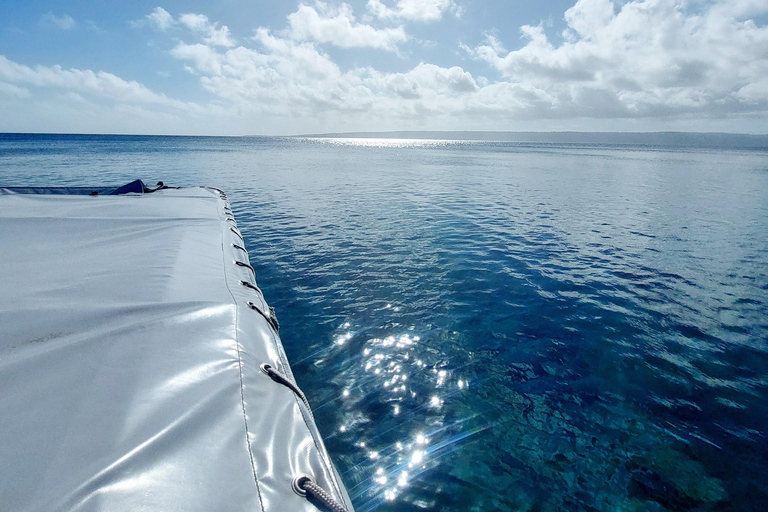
(0, 188), (352, 512)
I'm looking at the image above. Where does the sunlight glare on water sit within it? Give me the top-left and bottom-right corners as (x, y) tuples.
(299, 137), (464, 149)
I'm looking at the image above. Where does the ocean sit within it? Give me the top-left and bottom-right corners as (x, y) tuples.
(1, 133), (767, 511)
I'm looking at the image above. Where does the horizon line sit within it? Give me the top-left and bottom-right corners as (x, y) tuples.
(2, 130), (768, 138)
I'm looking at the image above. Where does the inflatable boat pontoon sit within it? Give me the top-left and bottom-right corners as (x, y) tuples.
(0, 182), (353, 512)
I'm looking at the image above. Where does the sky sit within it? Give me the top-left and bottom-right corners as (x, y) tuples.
(0, 0), (767, 135)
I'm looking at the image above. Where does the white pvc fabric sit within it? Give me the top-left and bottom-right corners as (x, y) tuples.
(0, 188), (353, 512)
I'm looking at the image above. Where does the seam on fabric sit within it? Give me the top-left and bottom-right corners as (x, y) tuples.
(219, 197), (266, 512)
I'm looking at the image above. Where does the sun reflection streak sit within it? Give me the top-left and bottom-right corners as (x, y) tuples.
(301, 137), (469, 149)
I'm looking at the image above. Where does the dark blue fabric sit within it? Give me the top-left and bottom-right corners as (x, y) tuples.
(0, 186), (113, 195)
(109, 180), (146, 195)
(0, 180), (148, 196)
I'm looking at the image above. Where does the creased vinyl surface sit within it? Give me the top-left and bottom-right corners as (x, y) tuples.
(0, 188), (353, 512)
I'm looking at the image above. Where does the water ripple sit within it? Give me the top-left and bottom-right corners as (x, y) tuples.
(2, 135), (767, 511)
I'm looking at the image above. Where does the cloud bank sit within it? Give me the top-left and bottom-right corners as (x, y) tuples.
(2, 0), (767, 134)
(467, 0), (768, 119)
(0, 55), (211, 134)
(168, 0), (768, 124)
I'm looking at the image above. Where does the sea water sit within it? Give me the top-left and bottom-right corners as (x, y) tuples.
(1, 134), (767, 511)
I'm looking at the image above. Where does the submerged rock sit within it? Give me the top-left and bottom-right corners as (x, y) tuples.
(629, 469), (696, 511)
(629, 446), (726, 509)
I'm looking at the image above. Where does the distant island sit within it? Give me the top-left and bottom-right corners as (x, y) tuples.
(299, 131), (768, 149)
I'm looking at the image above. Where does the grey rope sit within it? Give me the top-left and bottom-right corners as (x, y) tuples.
(240, 280), (264, 296)
(293, 475), (348, 512)
(234, 260), (256, 278)
(268, 306), (280, 332)
(247, 301), (280, 333)
(206, 186), (226, 196)
(230, 227), (244, 241)
(260, 363), (312, 414)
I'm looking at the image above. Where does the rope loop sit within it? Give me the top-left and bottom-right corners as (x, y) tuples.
(230, 227), (244, 241)
(240, 280), (264, 296)
(234, 260), (256, 278)
(260, 363), (312, 416)
(247, 302), (279, 333)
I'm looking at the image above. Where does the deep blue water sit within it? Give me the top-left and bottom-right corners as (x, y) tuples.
(2, 133), (767, 512)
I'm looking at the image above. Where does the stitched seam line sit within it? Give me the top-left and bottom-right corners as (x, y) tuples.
(219, 197), (266, 512)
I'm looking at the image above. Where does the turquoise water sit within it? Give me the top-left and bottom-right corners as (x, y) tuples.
(2, 134), (767, 511)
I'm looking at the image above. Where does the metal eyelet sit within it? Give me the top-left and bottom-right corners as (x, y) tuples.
(260, 363), (273, 375)
(292, 474), (313, 497)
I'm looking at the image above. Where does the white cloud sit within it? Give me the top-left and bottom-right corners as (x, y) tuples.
(0, 55), (194, 110)
(288, 2), (407, 51)
(170, 28), (483, 123)
(171, 43), (224, 75)
(466, 0), (768, 118)
(0, 54), (226, 134)
(41, 12), (76, 30)
(563, 0), (614, 41)
(146, 7), (174, 31)
(0, 81), (31, 99)
(139, 8), (235, 47)
(173, 29), (373, 114)
(179, 13), (236, 47)
(367, 0), (458, 22)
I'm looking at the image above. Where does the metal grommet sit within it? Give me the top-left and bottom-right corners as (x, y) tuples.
(260, 363), (273, 375)
(292, 474), (313, 497)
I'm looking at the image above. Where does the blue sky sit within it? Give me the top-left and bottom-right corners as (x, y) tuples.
(1, 0), (767, 135)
